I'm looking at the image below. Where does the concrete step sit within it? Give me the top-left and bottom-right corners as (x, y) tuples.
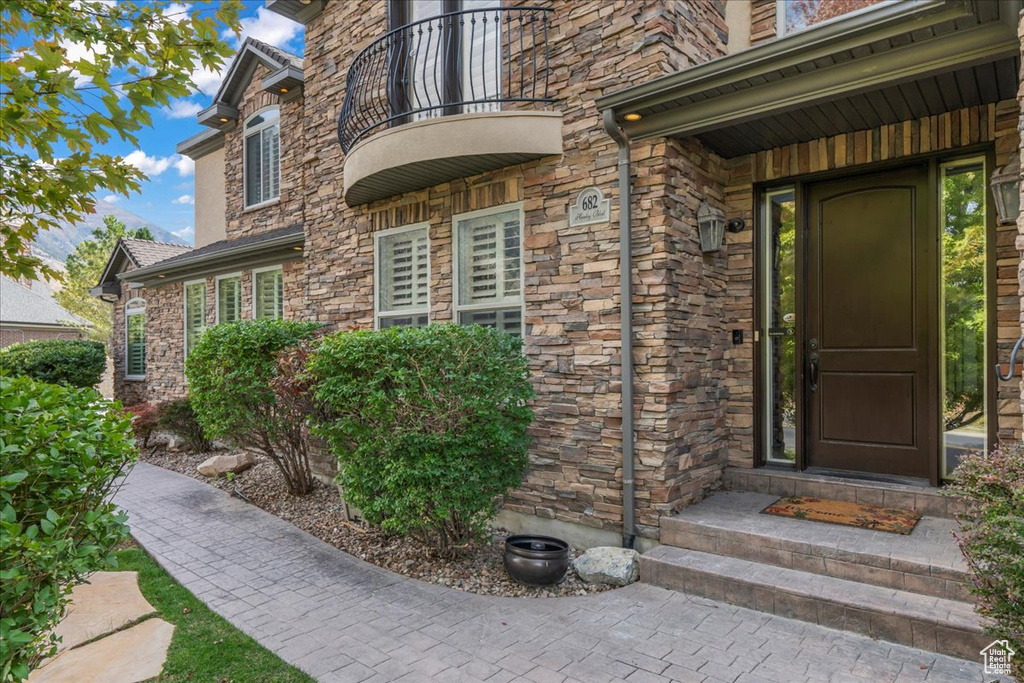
(661, 491), (972, 602)
(641, 545), (988, 661)
(723, 467), (960, 518)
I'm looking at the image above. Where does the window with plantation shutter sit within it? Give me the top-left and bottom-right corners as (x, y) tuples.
(376, 225), (429, 328)
(455, 206), (523, 337)
(216, 275), (242, 324)
(254, 267), (284, 320)
(125, 298), (146, 379)
(244, 107), (280, 208)
(184, 281), (207, 357)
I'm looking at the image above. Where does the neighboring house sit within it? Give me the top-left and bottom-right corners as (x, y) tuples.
(0, 277), (90, 347)
(94, 0), (1024, 550)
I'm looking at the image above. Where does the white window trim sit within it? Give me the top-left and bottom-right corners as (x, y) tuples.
(214, 272), (243, 325)
(776, 0), (899, 37)
(252, 265), (284, 320)
(452, 202), (526, 335)
(242, 106), (281, 209)
(124, 297), (146, 381)
(374, 222), (431, 329)
(183, 278), (207, 360)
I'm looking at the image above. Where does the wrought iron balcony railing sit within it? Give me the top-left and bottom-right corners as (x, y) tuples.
(338, 6), (555, 153)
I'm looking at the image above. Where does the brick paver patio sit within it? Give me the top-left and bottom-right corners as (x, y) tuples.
(114, 463), (1002, 683)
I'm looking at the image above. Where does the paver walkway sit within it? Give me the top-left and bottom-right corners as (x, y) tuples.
(115, 463), (1000, 683)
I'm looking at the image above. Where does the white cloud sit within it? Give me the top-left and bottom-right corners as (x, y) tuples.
(230, 7), (302, 52)
(172, 194), (194, 205)
(189, 62), (227, 97)
(123, 150), (172, 176)
(173, 155), (194, 177)
(101, 194), (120, 203)
(58, 37), (106, 86)
(122, 150), (193, 178)
(173, 225), (195, 243)
(162, 99), (203, 119)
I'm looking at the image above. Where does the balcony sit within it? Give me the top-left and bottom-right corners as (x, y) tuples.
(338, 6), (562, 205)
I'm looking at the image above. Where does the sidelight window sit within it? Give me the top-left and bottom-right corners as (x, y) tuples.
(184, 280), (207, 357)
(762, 188), (797, 464)
(940, 159), (988, 478)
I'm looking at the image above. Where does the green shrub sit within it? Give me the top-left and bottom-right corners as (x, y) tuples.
(157, 398), (211, 453)
(945, 442), (1024, 679)
(0, 376), (137, 681)
(0, 339), (105, 388)
(185, 319), (322, 494)
(310, 324), (534, 557)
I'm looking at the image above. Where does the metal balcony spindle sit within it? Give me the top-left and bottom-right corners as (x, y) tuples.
(338, 6), (555, 152)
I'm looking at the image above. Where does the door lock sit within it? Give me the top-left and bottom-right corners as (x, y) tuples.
(808, 337), (819, 351)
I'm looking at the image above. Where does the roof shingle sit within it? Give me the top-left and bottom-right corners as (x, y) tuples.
(121, 239), (193, 268)
(1, 277), (91, 327)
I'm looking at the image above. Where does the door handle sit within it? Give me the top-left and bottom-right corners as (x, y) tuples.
(809, 352), (819, 393)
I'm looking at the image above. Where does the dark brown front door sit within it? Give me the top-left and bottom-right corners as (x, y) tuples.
(805, 166), (935, 479)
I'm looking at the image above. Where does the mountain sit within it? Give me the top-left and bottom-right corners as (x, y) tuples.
(32, 199), (189, 263)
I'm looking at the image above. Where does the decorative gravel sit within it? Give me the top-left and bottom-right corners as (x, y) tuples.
(140, 445), (614, 598)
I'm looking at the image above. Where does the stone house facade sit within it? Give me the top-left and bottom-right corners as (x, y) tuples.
(97, 0), (1024, 550)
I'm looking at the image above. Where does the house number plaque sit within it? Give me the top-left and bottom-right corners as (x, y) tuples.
(568, 187), (611, 227)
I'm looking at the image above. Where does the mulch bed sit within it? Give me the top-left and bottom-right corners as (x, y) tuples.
(139, 443), (614, 598)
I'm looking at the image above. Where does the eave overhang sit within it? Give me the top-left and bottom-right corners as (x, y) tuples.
(265, 0), (324, 24)
(596, 0), (1022, 157)
(198, 102), (239, 131)
(119, 228), (304, 286)
(176, 128), (225, 159)
(262, 65), (304, 102)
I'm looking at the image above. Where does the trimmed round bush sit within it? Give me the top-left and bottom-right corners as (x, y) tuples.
(0, 376), (137, 681)
(310, 324), (534, 557)
(185, 319), (323, 494)
(0, 339), (106, 388)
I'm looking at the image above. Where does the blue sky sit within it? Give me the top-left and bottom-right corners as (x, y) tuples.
(99, 2), (305, 245)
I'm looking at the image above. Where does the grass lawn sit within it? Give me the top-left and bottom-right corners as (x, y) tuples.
(116, 545), (314, 682)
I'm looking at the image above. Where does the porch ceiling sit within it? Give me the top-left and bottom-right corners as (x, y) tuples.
(595, 0), (1022, 158)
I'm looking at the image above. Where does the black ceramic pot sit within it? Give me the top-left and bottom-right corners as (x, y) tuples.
(503, 535), (569, 586)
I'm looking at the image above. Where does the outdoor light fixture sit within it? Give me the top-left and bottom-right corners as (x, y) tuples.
(280, 88), (288, 93)
(697, 201), (726, 253)
(623, 112), (642, 121)
(989, 157), (1020, 225)
(219, 117), (229, 122)
(292, 246), (302, 251)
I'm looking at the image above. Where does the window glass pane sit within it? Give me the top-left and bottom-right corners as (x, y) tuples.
(218, 276), (242, 323)
(380, 314), (430, 329)
(457, 208), (521, 307)
(126, 311), (145, 376)
(245, 131), (262, 206)
(255, 269), (283, 320)
(184, 282), (206, 356)
(764, 189), (797, 464)
(459, 308), (522, 337)
(409, 0), (444, 120)
(941, 161), (987, 478)
(378, 227), (429, 314)
(783, 0), (889, 34)
(262, 124), (280, 201)
(461, 0), (501, 113)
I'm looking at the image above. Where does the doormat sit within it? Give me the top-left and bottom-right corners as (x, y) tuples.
(761, 496), (921, 535)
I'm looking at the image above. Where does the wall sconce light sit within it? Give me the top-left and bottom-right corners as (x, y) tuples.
(697, 201), (726, 253)
(989, 157), (1020, 225)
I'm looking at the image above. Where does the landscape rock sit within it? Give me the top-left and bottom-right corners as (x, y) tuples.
(196, 452), (255, 477)
(573, 547), (640, 586)
(30, 618), (174, 683)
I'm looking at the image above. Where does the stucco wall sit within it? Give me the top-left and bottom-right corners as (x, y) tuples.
(193, 147), (227, 248)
